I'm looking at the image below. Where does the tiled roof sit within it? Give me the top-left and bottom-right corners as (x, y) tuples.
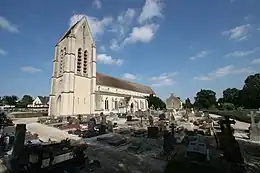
(96, 72), (155, 95)
(37, 96), (49, 105)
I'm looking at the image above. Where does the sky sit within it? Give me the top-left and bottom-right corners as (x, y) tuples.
(0, 0), (260, 102)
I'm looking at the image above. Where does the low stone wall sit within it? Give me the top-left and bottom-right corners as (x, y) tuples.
(9, 112), (48, 118)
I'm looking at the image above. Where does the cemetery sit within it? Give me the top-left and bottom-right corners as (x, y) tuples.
(0, 106), (260, 173)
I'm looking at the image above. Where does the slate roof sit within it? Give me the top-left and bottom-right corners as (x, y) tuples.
(96, 72), (155, 95)
(37, 96), (49, 105)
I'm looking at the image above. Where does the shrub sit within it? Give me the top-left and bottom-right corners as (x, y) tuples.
(222, 103), (236, 111)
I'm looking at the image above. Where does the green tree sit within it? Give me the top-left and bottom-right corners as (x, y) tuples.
(1, 95), (19, 105)
(0, 96), (3, 106)
(194, 89), (217, 109)
(183, 98), (193, 109)
(16, 95), (33, 108)
(217, 98), (224, 104)
(222, 103), (236, 111)
(240, 73), (260, 109)
(223, 88), (241, 106)
(146, 94), (166, 110)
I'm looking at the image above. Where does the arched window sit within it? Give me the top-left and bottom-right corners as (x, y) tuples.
(83, 50), (88, 74)
(60, 49), (64, 75)
(136, 101), (139, 110)
(105, 98), (109, 110)
(77, 48), (82, 73)
(115, 98), (118, 109)
(140, 101), (144, 109)
(83, 26), (86, 45)
(63, 47), (66, 72)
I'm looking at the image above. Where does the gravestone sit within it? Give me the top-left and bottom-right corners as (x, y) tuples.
(107, 120), (113, 132)
(148, 115), (154, 126)
(88, 119), (96, 132)
(170, 112), (175, 122)
(159, 113), (166, 120)
(218, 116), (244, 164)
(249, 111), (260, 141)
(100, 112), (106, 126)
(163, 131), (174, 154)
(126, 115), (132, 121)
(158, 119), (167, 132)
(148, 127), (159, 138)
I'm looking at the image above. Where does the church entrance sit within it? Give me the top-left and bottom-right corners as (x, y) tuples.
(130, 103), (134, 113)
(56, 95), (61, 116)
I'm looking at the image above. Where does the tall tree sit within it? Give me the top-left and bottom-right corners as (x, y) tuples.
(1, 95), (19, 105)
(223, 88), (241, 106)
(17, 95), (34, 108)
(146, 94), (166, 110)
(194, 89), (217, 109)
(240, 73), (260, 109)
(183, 98), (193, 109)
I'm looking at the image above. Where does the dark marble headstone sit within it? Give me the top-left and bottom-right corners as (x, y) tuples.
(126, 116), (132, 121)
(12, 124), (26, 158)
(163, 131), (174, 154)
(218, 116), (244, 164)
(148, 127), (159, 138)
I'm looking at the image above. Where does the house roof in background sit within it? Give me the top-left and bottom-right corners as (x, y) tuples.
(37, 96), (49, 104)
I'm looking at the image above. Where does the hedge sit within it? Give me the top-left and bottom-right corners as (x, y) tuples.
(204, 109), (260, 123)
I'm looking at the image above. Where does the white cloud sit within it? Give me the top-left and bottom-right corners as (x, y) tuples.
(117, 9), (136, 24)
(0, 49), (7, 56)
(109, 9), (136, 51)
(69, 14), (113, 38)
(150, 72), (178, 87)
(110, 39), (121, 51)
(108, 1), (164, 50)
(0, 16), (19, 33)
(225, 47), (260, 57)
(93, 0), (102, 9)
(251, 58), (260, 64)
(190, 50), (210, 60)
(138, 0), (164, 24)
(222, 24), (251, 41)
(123, 24), (159, 45)
(20, 66), (43, 74)
(99, 45), (106, 52)
(122, 73), (138, 80)
(97, 54), (123, 66)
(194, 65), (254, 81)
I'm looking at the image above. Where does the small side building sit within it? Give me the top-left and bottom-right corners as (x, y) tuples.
(28, 96), (49, 108)
(27, 96), (49, 112)
(165, 93), (183, 111)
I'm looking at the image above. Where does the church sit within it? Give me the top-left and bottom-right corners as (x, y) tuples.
(48, 17), (155, 117)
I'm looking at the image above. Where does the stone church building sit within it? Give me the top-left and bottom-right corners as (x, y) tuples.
(48, 17), (155, 117)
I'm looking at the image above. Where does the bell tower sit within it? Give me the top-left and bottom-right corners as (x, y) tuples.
(49, 17), (96, 117)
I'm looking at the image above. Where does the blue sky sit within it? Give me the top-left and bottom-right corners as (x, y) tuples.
(1, 0), (260, 101)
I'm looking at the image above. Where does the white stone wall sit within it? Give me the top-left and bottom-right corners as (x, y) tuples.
(95, 85), (149, 114)
(73, 75), (91, 115)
